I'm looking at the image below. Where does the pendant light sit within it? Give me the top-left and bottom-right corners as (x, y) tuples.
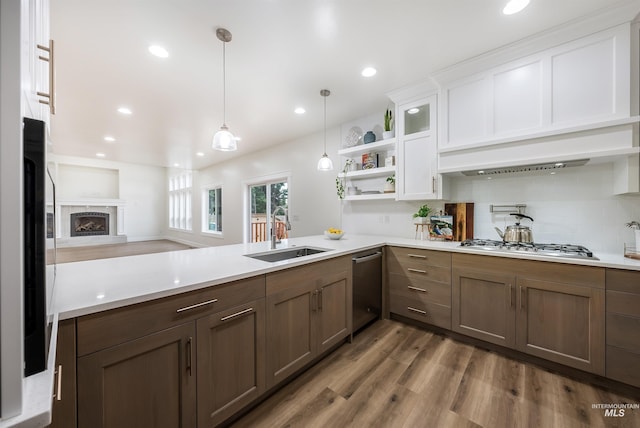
(317, 89), (334, 171)
(212, 28), (236, 151)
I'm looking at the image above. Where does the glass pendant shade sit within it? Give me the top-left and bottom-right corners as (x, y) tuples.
(317, 153), (333, 171)
(212, 125), (236, 151)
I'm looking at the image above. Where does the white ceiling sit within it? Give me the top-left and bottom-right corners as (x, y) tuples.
(50, 0), (629, 170)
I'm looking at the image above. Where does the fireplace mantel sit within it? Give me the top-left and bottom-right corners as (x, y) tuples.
(58, 198), (127, 207)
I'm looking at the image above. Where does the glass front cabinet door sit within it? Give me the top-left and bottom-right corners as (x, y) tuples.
(397, 95), (445, 200)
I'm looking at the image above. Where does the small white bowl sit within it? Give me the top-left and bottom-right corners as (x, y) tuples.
(324, 231), (344, 240)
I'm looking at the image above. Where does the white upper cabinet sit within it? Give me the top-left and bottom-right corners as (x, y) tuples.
(436, 21), (638, 174)
(21, 0), (53, 125)
(395, 94), (446, 200)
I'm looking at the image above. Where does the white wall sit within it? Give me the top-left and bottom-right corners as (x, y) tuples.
(50, 155), (166, 241)
(165, 128), (341, 247)
(342, 162), (640, 255)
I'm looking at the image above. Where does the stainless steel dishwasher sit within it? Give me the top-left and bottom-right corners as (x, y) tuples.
(352, 248), (383, 333)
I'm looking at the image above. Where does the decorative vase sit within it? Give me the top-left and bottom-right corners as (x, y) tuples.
(363, 131), (376, 144)
(384, 182), (395, 193)
(382, 130), (395, 140)
(413, 217), (429, 225)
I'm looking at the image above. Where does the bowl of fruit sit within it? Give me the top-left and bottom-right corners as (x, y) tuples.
(324, 228), (344, 240)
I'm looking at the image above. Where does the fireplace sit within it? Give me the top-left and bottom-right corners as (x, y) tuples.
(70, 212), (109, 237)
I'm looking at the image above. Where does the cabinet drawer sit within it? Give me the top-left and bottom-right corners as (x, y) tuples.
(606, 345), (640, 388)
(606, 269), (640, 294)
(387, 247), (451, 272)
(606, 290), (640, 317)
(266, 255), (351, 295)
(388, 272), (451, 306)
(77, 276), (266, 356)
(606, 312), (640, 351)
(389, 293), (451, 329)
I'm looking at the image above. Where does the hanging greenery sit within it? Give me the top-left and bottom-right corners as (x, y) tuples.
(336, 159), (354, 199)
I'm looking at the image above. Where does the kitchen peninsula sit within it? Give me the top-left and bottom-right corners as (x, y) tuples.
(47, 235), (640, 427)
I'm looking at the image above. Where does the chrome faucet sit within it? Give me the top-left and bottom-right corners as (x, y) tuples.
(271, 206), (291, 249)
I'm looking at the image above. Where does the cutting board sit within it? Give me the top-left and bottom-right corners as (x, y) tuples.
(444, 203), (474, 241)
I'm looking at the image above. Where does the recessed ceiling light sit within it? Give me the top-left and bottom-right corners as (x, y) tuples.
(554, 162), (565, 167)
(407, 108), (420, 115)
(503, 0), (530, 15)
(117, 107), (132, 115)
(361, 67), (377, 77)
(173, 163), (180, 167)
(96, 153), (106, 158)
(148, 45), (169, 58)
(196, 152), (204, 157)
(104, 136), (116, 142)
(294, 107), (306, 115)
(550, 171), (557, 175)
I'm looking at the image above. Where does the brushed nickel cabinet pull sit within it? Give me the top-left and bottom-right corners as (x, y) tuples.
(407, 306), (427, 315)
(432, 176), (436, 193)
(407, 253), (426, 259)
(186, 337), (193, 376)
(318, 289), (323, 311)
(520, 286), (524, 310)
(220, 307), (253, 322)
(36, 40), (55, 115)
(408, 268), (427, 274)
(509, 284), (514, 307)
(53, 364), (62, 401)
(407, 285), (427, 293)
(176, 298), (218, 313)
(311, 291), (317, 312)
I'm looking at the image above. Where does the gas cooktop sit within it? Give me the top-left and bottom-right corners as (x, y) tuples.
(460, 239), (598, 260)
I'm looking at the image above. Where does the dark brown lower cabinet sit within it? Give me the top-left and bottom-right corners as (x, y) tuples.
(77, 323), (197, 428)
(265, 256), (352, 390)
(197, 299), (266, 428)
(452, 253), (605, 375)
(50, 319), (77, 428)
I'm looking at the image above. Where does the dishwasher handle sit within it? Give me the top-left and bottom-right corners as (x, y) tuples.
(352, 251), (383, 264)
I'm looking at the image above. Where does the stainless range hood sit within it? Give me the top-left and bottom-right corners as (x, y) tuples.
(461, 159), (590, 176)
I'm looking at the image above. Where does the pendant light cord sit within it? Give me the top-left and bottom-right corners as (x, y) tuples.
(323, 95), (327, 154)
(222, 41), (227, 126)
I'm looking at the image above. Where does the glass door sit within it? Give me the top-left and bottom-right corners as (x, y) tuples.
(249, 180), (288, 243)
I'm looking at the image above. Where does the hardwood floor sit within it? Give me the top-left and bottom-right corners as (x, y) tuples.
(53, 240), (192, 263)
(232, 319), (640, 428)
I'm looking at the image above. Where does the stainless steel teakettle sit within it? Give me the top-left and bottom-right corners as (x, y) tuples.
(495, 213), (534, 243)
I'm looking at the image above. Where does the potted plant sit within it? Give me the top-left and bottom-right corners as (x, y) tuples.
(336, 159), (354, 199)
(413, 204), (432, 224)
(384, 174), (395, 193)
(383, 108), (394, 140)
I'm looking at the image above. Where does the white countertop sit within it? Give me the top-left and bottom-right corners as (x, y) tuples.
(11, 233), (638, 428)
(52, 234), (640, 320)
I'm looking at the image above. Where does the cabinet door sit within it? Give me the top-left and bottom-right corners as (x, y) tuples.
(265, 283), (317, 389)
(397, 95), (441, 200)
(452, 268), (516, 348)
(197, 299), (266, 428)
(317, 276), (350, 354)
(77, 323), (196, 428)
(50, 319), (77, 428)
(516, 278), (605, 375)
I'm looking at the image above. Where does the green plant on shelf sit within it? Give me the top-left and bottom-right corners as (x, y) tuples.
(386, 174), (395, 184)
(384, 108), (394, 132)
(413, 204), (432, 219)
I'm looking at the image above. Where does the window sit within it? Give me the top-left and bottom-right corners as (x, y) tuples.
(202, 185), (222, 234)
(169, 172), (192, 231)
(249, 179), (288, 243)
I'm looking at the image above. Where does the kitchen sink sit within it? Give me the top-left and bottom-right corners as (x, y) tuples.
(244, 246), (330, 263)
